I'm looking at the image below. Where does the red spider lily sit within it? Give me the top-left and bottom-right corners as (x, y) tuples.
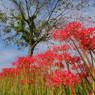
(61, 44), (71, 50)
(52, 22), (82, 41)
(63, 22), (82, 37)
(69, 56), (81, 65)
(52, 46), (61, 52)
(71, 63), (85, 70)
(19, 79), (33, 84)
(53, 62), (64, 68)
(27, 80), (33, 84)
(52, 21), (95, 51)
(52, 30), (67, 41)
(0, 72), (5, 79)
(2, 68), (19, 77)
(34, 50), (57, 68)
(10, 83), (14, 86)
(11, 56), (36, 73)
(19, 80), (25, 84)
(56, 53), (72, 62)
(52, 44), (71, 52)
(15, 56), (34, 68)
(46, 70), (80, 86)
(46, 70), (80, 95)
(11, 62), (16, 65)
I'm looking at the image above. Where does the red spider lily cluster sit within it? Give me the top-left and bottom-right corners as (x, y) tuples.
(46, 70), (80, 95)
(0, 22), (95, 95)
(52, 22), (95, 50)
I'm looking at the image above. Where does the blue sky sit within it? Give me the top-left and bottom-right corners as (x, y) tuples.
(0, 36), (52, 71)
(0, 37), (27, 70)
(0, 0), (95, 71)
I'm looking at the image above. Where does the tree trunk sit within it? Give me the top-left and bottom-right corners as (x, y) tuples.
(27, 45), (34, 57)
(26, 15), (37, 57)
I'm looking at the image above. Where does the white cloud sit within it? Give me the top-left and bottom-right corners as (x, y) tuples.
(0, 45), (28, 71)
(0, 50), (16, 63)
(0, 63), (12, 72)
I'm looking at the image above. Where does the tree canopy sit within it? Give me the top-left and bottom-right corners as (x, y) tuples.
(0, 0), (92, 56)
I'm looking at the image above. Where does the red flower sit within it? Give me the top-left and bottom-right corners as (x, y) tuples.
(2, 68), (19, 77)
(19, 80), (25, 84)
(52, 30), (67, 41)
(46, 70), (80, 86)
(0, 72), (5, 79)
(27, 80), (33, 84)
(53, 62), (64, 68)
(19, 79), (33, 84)
(10, 83), (14, 86)
(71, 63), (85, 70)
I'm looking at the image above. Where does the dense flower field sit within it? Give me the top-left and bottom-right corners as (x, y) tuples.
(0, 22), (95, 95)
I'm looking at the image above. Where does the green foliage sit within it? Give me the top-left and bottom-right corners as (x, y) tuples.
(14, 26), (23, 32)
(0, 12), (7, 23)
